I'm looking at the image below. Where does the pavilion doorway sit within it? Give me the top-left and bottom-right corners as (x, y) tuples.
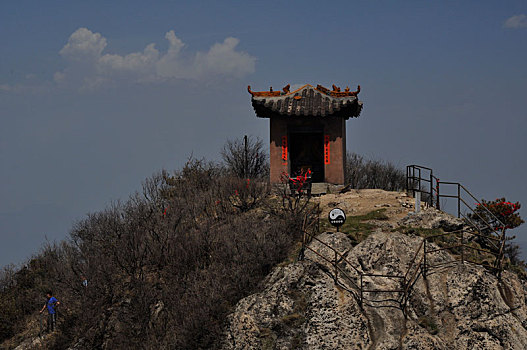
(289, 132), (324, 182)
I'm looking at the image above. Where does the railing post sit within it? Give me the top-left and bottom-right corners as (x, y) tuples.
(414, 167), (417, 197)
(299, 231), (306, 261)
(401, 278), (408, 318)
(429, 171), (433, 207)
(496, 227), (507, 278)
(360, 274), (363, 306)
(436, 178), (440, 210)
(406, 166), (409, 194)
(457, 183), (461, 218)
(334, 250), (338, 283)
(403, 296), (408, 319)
(423, 239), (427, 279)
(460, 230), (464, 263)
(418, 168), (421, 195)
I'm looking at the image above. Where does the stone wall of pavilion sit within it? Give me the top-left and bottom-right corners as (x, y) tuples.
(269, 116), (346, 184)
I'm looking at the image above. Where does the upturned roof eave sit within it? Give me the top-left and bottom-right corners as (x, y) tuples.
(251, 96), (363, 119)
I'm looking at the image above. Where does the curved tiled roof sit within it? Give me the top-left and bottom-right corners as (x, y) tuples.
(248, 84), (363, 119)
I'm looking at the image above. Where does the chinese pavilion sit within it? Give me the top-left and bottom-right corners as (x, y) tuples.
(248, 83), (363, 184)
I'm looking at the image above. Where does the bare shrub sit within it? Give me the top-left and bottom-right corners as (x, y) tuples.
(221, 135), (269, 179)
(345, 152), (406, 191)
(0, 153), (316, 349)
(0, 134), (324, 350)
(0, 265), (17, 340)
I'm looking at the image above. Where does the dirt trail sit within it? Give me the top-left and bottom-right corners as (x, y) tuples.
(316, 189), (417, 226)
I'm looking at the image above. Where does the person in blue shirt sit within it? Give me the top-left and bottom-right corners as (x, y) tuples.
(39, 290), (60, 332)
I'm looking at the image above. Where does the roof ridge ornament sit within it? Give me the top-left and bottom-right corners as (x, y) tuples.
(248, 83), (360, 98)
(249, 83), (363, 119)
(247, 85), (281, 97)
(317, 84), (360, 97)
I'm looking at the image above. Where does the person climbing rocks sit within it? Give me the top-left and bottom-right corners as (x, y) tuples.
(81, 275), (88, 288)
(39, 290), (60, 332)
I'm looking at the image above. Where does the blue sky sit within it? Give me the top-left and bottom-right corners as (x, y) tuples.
(1, 1), (527, 266)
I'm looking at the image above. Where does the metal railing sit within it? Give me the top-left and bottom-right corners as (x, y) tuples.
(301, 229), (361, 301)
(301, 229), (408, 309)
(406, 165), (505, 224)
(301, 229), (434, 312)
(295, 165), (509, 315)
(406, 165), (508, 272)
(301, 224), (507, 316)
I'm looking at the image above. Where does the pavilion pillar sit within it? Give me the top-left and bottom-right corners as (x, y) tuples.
(323, 117), (346, 184)
(270, 118), (288, 184)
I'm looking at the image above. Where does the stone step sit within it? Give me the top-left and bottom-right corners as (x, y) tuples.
(272, 183), (345, 196)
(311, 183), (345, 196)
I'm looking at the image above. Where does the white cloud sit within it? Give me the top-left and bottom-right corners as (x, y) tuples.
(98, 43), (160, 82)
(59, 27), (107, 61)
(194, 37), (255, 79)
(165, 30), (185, 55)
(504, 14), (527, 29)
(55, 28), (256, 88)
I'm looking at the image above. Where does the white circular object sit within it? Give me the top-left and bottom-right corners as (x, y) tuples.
(328, 208), (346, 226)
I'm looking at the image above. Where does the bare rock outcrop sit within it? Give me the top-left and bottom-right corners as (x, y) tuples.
(222, 238), (370, 350)
(222, 224), (527, 349)
(398, 207), (464, 232)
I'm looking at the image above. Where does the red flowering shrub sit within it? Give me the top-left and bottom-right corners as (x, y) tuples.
(284, 169), (312, 195)
(469, 197), (524, 265)
(279, 171), (314, 216)
(472, 198), (524, 232)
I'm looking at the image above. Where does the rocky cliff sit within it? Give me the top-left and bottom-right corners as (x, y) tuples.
(222, 206), (527, 349)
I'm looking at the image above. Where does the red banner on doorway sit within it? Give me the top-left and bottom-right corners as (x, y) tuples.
(281, 136), (288, 164)
(324, 135), (330, 164)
